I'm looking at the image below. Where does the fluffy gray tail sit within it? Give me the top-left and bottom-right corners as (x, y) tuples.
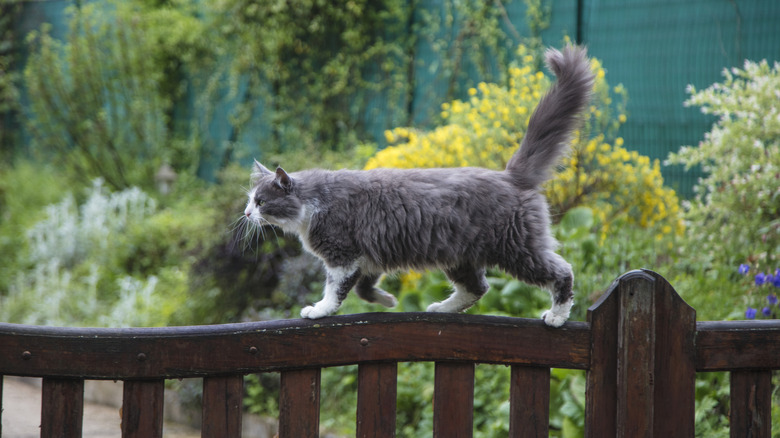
(506, 45), (594, 189)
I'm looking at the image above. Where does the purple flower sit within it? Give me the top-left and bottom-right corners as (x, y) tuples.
(739, 264), (750, 275)
(762, 307), (772, 317)
(773, 271), (780, 288)
(755, 273), (766, 286)
(746, 307), (758, 319)
(768, 294), (778, 305)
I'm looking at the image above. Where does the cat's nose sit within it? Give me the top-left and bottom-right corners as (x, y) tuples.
(245, 212), (251, 217)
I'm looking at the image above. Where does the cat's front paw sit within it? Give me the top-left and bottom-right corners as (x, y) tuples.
(301, 304), (334, 319)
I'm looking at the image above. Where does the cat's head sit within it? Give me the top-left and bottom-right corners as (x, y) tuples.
(244, 160), (305, 231)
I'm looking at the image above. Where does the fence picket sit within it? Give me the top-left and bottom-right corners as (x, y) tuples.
(121, 380), (164, 438)
(433, 362), (475, 438)
(279, 369), (321, 437)
(41, 378), (84, 438)
(202, 375), (244, 438)
(509, 366), (550, 438)
(356, 362), (398, 438)
(730, 370), (772, 438)
(0, 375), (3, 437)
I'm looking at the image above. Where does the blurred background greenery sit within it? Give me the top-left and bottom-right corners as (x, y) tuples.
(1, 0), (779, 436)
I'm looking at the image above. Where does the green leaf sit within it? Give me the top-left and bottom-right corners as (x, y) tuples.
(560, 207), (594, 234)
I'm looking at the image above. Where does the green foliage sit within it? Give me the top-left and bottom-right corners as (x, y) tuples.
(667, 59), (780, 270)
(0, 0), (22, 157)
(0, 178), (178, 326)
(201, 0), (527, 164)
(202, 0), (412, 159)
(23, 1), (209, 190)
(666, 59), (780, 436)
(0, 164), (258, 327)
(694, 373), (730, 437)
(0, 161), (72, 293)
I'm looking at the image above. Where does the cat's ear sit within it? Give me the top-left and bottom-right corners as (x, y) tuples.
(275, 167), (293, 192)
(251, 159), (273, 184)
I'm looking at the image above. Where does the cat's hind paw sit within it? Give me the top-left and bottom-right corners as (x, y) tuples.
(541, 310), (568, 327)
(426, 302), (449, 313)
(374, 289), (398, 308)
(541, 297), (573, 328)
(301, 304), (335, 319)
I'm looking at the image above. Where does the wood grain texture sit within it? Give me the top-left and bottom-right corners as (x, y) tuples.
(0, 313), (589, 379)
(356, 362), (397, 438)
(121, 380), (164, 438)
(279, 368), (321, 438)
(433, 362), (474, 438)
(586, 270), (696, 438)
(202, 375), (244, 438)
(41, 378), (84, 438)
(730, 370), (772, 438)
(508, 366), (549, 438)
(696, 321), (780, 371)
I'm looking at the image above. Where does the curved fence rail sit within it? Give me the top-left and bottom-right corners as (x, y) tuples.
(1, 269), (779, 437)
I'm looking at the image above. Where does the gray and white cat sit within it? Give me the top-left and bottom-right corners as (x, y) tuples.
(244, 45), (594, 327)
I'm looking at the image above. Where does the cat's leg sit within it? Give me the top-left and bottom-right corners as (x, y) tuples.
(427, 265), (489, 313)
(539, 265), (574, 328)
(524, 252), (574, 328)
(301, 264), (361, 319)
(355, 273), (397, 308)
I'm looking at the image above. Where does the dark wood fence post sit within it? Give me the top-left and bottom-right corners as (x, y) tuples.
(586, 270), (696, 438)
(121, 379), (165, 438)
(433, 362), (475, 438)
(730, 370), (772, 438)
(279, 368), (321, 438)
(509, 366), (550, 438)
(41, 378), (84, 438)
(202, 375), (244, 438)
(356, 362), (398, 438)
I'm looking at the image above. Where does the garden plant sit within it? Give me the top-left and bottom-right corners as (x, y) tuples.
(1, 0), (779, 436)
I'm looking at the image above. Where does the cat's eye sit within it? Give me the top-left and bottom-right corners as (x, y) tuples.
(255, 198), (266, 206)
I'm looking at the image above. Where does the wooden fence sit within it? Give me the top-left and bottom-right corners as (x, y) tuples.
(0, 269), (778, 437)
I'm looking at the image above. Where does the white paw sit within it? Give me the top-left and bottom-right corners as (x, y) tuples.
(427, 301), (453, 313)
(301, 304), (334, 319)
(374, 290), (398, 308)
(541, 310), (568, 328)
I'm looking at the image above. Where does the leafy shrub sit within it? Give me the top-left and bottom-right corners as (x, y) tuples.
(23, 1), (208, 190)
(0, 161), (72, 293)
(0, 179), (183, 326)
(667, 59), (780, 270)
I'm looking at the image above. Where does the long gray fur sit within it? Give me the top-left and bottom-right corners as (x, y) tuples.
(243, 45), (594, 327)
